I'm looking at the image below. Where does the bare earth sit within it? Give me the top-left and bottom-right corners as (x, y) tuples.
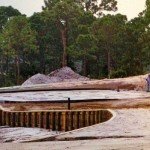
(1, 138), (150, 150)
(0, 127), (60, 143)
(22, 67), (90, 86)
(0, 90), (150, 111)
(0, 90), (150, 102)
(0, 109), (150, 150)
(0, 74), (148, 92)
(0, 74), (150, 149)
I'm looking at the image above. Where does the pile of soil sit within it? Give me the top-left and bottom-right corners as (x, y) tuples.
(22, 67), (89, 86)
(49, 67), (89, 81)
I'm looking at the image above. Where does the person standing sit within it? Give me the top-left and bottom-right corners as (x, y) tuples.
(146, 74), (150, 92)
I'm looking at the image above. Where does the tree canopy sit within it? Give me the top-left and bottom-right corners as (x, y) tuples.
(0, 6), (21, 32)
(0, 1), (149, 87)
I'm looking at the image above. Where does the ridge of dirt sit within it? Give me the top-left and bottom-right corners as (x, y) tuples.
(22, 67), (89, 86)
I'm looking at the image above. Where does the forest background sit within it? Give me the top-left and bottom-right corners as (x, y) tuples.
(0, 0), (150, 87)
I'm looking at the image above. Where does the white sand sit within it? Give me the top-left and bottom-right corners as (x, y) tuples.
(0, 90), (149, 102)
(0, 127), (60, 143)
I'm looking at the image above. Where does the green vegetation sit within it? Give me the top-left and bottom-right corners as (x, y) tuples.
(0, 0), (150, 87)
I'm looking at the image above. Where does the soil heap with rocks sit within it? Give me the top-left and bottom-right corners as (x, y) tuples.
(22, 67), (89, 86)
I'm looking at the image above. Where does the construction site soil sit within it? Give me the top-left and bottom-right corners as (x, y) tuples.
(1, 98), (150, 111)
(22, 67), (89, 86)
(0, 70), (150, 149)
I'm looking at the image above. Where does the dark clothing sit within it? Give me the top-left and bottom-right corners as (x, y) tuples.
(146, 76), (150, 92)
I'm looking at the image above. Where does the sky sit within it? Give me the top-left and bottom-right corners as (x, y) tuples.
(0, 0), (146, 20)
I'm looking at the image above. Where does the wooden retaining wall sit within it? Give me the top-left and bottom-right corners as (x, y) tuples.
(0, 109), (112, 131)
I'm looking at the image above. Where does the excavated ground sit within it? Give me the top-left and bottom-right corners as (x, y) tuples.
(1, 98), (150, 111)
(0, 91), (150, 149)
(0, 90), (150, 111)
(0, 109), (150, 150)
(0, 73), (150, 149)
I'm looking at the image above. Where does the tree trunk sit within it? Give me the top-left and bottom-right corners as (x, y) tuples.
(83, 50), (87, 76)
(6, 54), (9, 74)
(40, 48), (46, 74)
(107, 50), (111, 79)
(0, 57), (3, 75)
(61, 28), (67, 67)
(15, 56), (20, 85)
(0, 57), (4, 86)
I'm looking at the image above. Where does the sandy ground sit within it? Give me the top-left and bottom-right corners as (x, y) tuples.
(0, 74), (148, 93)
(0, 73), (150, 149)
(0, 109), (150, 150)
(56, 109), (150, 140)
(0, 90), (150, 150)
(0, 90), (150, 102)
(0, 138), (150, 150)
(1, 98), (150, 111)
(0, 90), (150, 111)
(0, 127), (60, 143)
(1, 138), (150, 150)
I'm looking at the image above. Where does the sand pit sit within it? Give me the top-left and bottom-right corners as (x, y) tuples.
(0, 72), (150, 149)
(0, 109), (150, 150)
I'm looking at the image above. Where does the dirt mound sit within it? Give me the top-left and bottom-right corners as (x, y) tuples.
(49, 67), (89, 81)
(22, 67), (89, 86)
(22, 73), (60, 86)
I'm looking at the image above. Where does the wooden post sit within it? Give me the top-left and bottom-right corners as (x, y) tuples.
(79, 111), (82, 128)
(90, 111), (94, 125)
(49, 112), (52, 130)
(68, 112), (73, 131)
(11, 112), (15, 127)
(55, 112), (58, 131)
(2, 111), (6, 126)
(66, 112), (69, 131)
(33, 112), (37, 127)
(39, 112), (43, 128)
(57, 112), (61, 131)
(18, 112), (21, 127)
(45, 112), (49, 129)
(6, 112), (10, 126)
(62, 112), (66, 131)
(82, 111), (86, 127)
(89, 111), (91, 126)
(100, 110), (103, 123)
(71, 112), (75, 130)
(93, 111), (95, 124)
(75, 111), (79, 129)
(27, 112), (32, 127)
(0, 109), (112, 132)
(15, 112), (18, 127)
(95, 111), (99, 124)
(68, 97), (71, 110)
(52, 112), (56, 131)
